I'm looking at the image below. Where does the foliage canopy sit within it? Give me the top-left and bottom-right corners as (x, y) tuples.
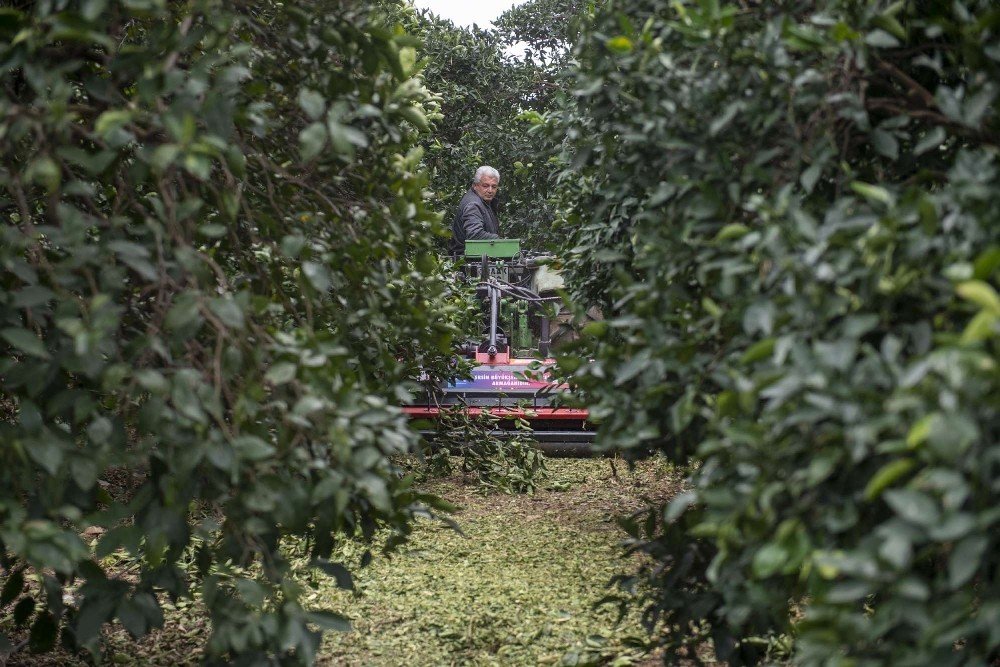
(549, 0), (1000, 663)
(5, 0), (1000, 664)
(0, 0), (463, 662)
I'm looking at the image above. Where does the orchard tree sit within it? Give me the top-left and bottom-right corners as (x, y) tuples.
(494, 0), (586, 69)
(0, 0), (462, 663)
(549, 0), (1000, 663)
(398, 4), (571, 249)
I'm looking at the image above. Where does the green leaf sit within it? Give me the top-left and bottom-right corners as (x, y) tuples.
(742, 302), (775, 336)
(826, 581), (872, 603)
(963, 87), (995, 127)
(171, 380), (207, 424)
(972, 246), (1000, 280)
(948, 535), (987, 589)
(264, 362), (297, 385)
(850, 181), (894, 206)
(182, 154), (211, 180)
(70, 456), (100, 491)
(398, 46), (417, 74)
(669, 389), (695, 435)
(56, 146), (118, 175)
(664, 491), (696, 523)
(740, 338), (775, 365)
(397, 106), (430, 132)
(800, 161), (823, 193)
(1, 328), (51, 359)
(87, 417), (113, 444)
(198, 223), (227, 238)
(225, 145), (246, 177)
(714, 223), (750, 242)
(605, 35), (633, 54)
(302, 261), (331, 292)
(709, 102), (742, 136)
(875, 10), (907, 39)
(96, 526), (141, 559)
(864, 458), (915, 500)
(135, 369), (169, 394)
(581, 321), (608, 338)
(865, 29), (900, 48)
(928, 513), (975, 542)
(914, 127), (946, 155)
(208, 296), (245, 330)
(298, 122), (327, 161)
(961, 310), (998, 343)
(12, 286), (56, 308)
(164, 293), (203, 332)
(27, 438), (64, 475)
(878, 531), (912, 569)
(116, 599), (144, 637)
(613, 354), (648, 386)
(872, 129), (899, 160)
(150, 144), (181, 172)
(752, 544), (788, 578)
(831, 21), (860, 42)
(298, 88), (326, 121)
(956, 280), (1000, 314)
(110, 240), (158, 281)
(281, 235), (306, 258)
(75, 597), (115, 644)
(234, 579), (266, 607)
(327, 121), (368, 155)
(26, 157), (60, 192)
(233, 435), (275, 461)
(94, 109), (132, 137)
(884, 489), (940, 527)
(906, 413), (936, 449)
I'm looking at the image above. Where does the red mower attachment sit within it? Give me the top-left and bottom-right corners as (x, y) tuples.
(405, 245), (595, 455)
(403, 357), (594, 456)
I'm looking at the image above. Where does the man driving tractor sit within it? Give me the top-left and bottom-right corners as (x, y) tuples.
(449, 166), (501, 256)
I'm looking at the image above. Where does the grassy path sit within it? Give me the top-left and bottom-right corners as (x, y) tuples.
(7, 458), (681, 666)
(317, 458), (680, 666)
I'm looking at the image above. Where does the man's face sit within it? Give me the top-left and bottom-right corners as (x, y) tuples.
(473, 176), (499, 202)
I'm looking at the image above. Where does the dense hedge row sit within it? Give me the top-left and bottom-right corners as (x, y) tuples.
(0, 0), (463, 662)
(550, 0), (1000, 663)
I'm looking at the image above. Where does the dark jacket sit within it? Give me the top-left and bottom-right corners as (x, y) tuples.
(450, 188), (500, 256)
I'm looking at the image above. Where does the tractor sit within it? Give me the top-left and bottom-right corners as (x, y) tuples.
(402, 239), (594, 455)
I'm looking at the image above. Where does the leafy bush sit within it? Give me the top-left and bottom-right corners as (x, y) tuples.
(460, 422), (547, 495)
(549, 0), (1000, 663)
(417, 408), (548, 495)
(0, 0), (464, 662)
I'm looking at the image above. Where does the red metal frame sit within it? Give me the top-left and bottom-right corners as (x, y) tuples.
(475, 350), (510, 364)
(402, 406), (588, 420)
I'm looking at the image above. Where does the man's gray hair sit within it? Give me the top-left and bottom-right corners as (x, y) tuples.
(473, 166), (500, 184)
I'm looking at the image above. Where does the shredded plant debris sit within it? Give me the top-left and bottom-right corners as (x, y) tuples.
(315, 457), (681, 666)
(4, 457), (683, 666)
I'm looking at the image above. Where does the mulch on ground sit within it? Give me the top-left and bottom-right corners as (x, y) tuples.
(3, 456), (686, 667)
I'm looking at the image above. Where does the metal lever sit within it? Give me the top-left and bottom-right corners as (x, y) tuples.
(488, 281), (499, 357)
